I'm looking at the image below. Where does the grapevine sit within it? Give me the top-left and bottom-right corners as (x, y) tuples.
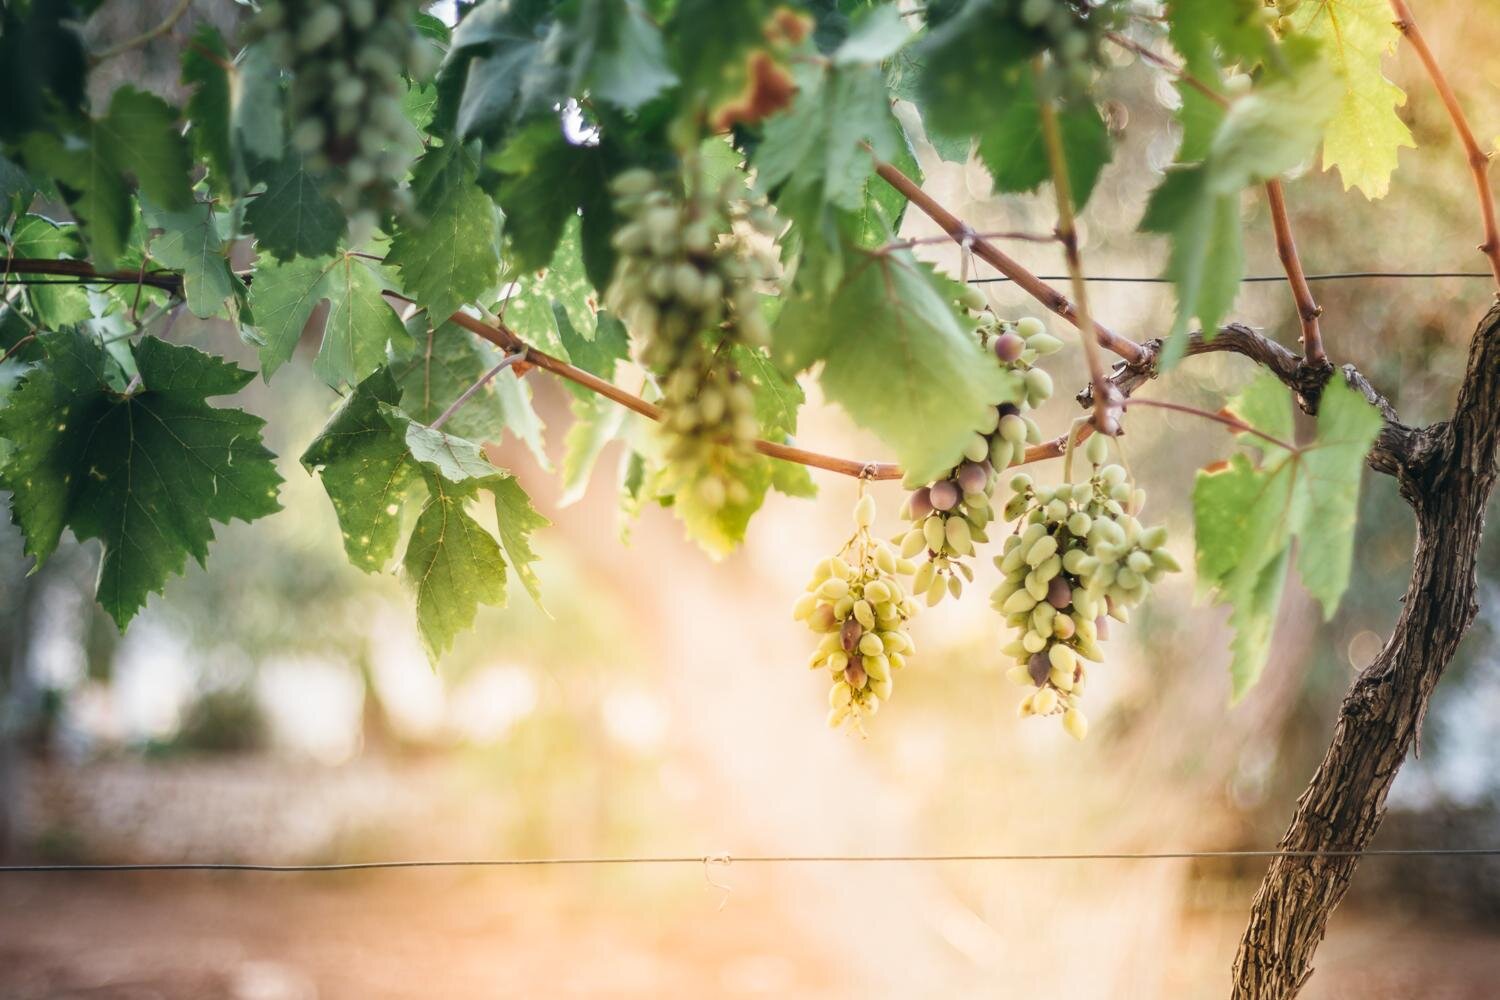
(605, 168), (781, 510)
(793, 489), (919, 732)
(251, 0), (436, 222)
(993, 433), (1179, 739)
(897, 311), (1063, 605)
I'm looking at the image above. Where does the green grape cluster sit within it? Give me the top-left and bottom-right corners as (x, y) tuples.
(605, 168), (781, 510)
(252, 0), (436, 220)
(794, 493), (920, 731)
(897, 311), (1062, 606)
(1015, 0), (1128, 100)
(992, 433), (1180, 740)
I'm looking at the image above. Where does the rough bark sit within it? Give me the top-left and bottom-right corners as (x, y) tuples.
(1230, 303), (1500, 999)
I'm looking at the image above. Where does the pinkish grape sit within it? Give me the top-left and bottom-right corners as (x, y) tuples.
(957, 461), (988, 494)
(993, 332), (1025, 363)
(1046, 576), (1072, 609)
(909, 487), (934, 519)
(929, 480), (960, 511)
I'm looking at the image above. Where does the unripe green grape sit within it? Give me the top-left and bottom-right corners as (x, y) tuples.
(1016, 316), (1046, 339)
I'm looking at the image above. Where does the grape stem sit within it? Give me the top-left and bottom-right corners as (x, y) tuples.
(1389, 0), (1500, 289)
(1122, 397), (1298, 453)
(1034, 60), (1119, 435)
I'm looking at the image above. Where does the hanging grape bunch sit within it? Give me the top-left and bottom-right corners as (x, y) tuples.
(1014, 0), (1127, 99)
(898, 311), (1062, 606)
(605, 168), (781, 510)
(251, 0), (436, 221)
(992, 434), (1179, 740)
(794, 491), (920, 731)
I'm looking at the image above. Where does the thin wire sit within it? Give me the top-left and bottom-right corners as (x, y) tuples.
(966, 271), (1491, 285)
(4, 848), (1500, 874)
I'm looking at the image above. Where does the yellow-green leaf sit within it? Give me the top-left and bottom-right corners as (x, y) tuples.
(1292, 0), (1414, 199)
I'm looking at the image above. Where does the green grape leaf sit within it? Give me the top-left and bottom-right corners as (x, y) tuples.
(19, 131), (129, 269)
(755, 62), (902, 239)
(559, 396), (628, 505)
(387, 142), (501, 323)
(443, 0), (568, 142)
(8, 216), (89, 327)
(247, 252), (411, 385)
(181, 24), (234, 196)
(1166, 0), (1279, 72)
(565, 0), (678, 110)
(975, 71), (1110, 210)
(300, 369), (422, 572)
(94, 87), (195, 213)
(1142, 64), (1339, 363)
(775, 250), (1017, 486)
(491, 472), (550, 611)
(729, 341), (816, 499)
(391, 320), (512, 444)
(1288, 0), (1414, 199)
(913, 0), (1045, 140)
(233, 42), (286, 164)
(499, 215), (597, 358)
(244, 153), (345, 261)
(553, 304), (627, 387)
(0, 331), (282, 627)
(834, 3), (913, 65)
(1193, 374), (1382, 697)
(404, 472), (509, 662)
(146, 202), (234, 319)
(667, 0), (773, 113)
(485, 120), (603, 273)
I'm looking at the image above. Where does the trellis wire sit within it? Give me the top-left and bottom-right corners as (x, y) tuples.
(4, 847), (1500, 874)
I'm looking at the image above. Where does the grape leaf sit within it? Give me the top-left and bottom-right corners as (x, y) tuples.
(386, 142), (501, 322)
(405, 471), (510, 661)
(564, 0), (678, 110)
(0, 1), (87, 142)
(0, 330), (282, 627)
(500, 216), (598, 358)
(912, 0), (1045, 140)
(775, 249), (1016, 487)
(755, 62), (902, 241)
(299, 369), (422, 571)
(1166, 0), (1279, 72)
(485, 120), (602, 273)
(1289, 0), (1414, 199)
(559, 396), (628, 505)
(975, 71), (1110, 210)
(146, 203), (235, 319)
(491, 472), (550, 611)
(244, 153), (345, 262)
(303, 372), (549, 655)
(233, 42), (286, 164)
(391, 320), (513, 444)
(667, 0), (773, 112)
(1142, 64), (1339, 364)
(730, 342), (816, 498)
(9, 64), (190, 265)
(181, 24), (233, 196)
(248, 252), (411, 385)
(1192, 374), (1382, 697)
(443, 0), (568, 142)
(8, 215), (89, 327)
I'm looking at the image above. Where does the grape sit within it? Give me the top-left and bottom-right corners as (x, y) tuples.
(798, 492), (918, 732)
(605, 170), (781, 510)
(993, 332), (1025, 362)
(992, 460), (1178, 738)
(896, 311), (1059, 604)
(250, 0), (433, 219)
(929, 480), (960, 511)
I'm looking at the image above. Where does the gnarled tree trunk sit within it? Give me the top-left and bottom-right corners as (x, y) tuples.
(1231, 303), (1500, 998)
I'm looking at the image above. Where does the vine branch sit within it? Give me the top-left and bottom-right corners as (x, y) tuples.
(1389, 0), (1500, 289)
(869, 156), (1147, 366)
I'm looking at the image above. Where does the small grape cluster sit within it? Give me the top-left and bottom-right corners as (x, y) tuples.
(992, 434), (1180, 739)
(605, 168), (780, 510)
(252, 0), (436, 220)
(1015, 0), (1127, 100)
(898, 312), (1062, 605)
(794, 493), (920, 731)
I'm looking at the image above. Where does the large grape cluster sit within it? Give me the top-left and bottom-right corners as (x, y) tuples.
(992, 433), (1179, 739)
(605, 168), (780, 510)
(1015, 0), (1127, 100)
(794, 493), (919, 732)
(898, 311), (1062, 605)
(251, 0), (435, 220)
